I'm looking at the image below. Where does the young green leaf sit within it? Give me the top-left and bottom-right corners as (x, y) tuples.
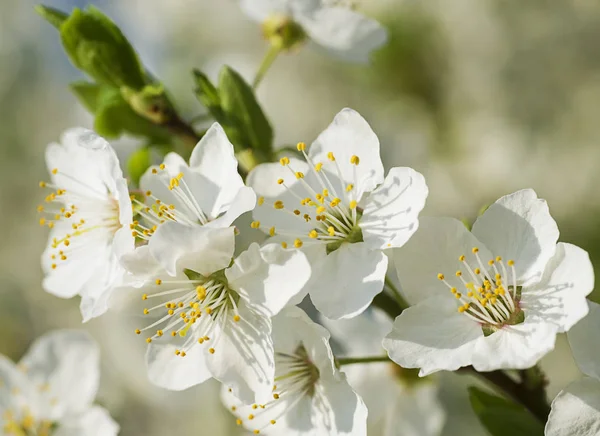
(127, 148), (151, 186)
(193, 69), (222, 117)
(35, 4), (68, 29)
(59, 7), (146, 90)
(468, 387), (544, 436)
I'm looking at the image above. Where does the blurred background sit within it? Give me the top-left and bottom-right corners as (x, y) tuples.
(1, 0), (598, 434)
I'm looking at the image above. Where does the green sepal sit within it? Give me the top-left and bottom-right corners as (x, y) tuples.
(59, 7), (146, 90)
(122, 84), (176, 124)
(127, 148), (151, 186)
(35, 4), (68, 29)
(468, 386), (544, 436)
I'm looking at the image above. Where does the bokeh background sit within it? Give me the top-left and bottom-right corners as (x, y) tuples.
(1, 0), (598, 434)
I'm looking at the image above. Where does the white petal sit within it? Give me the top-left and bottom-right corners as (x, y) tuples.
(382, 297), (482, 376)
(545, 378), (600, 436)
(247, 158), (315, 235)
(54, 406), (119, 436)
(313, 375), (368, 436)
(149, 223), (235, 276)
(393, 217), (493, 305)
(205, 186), (256, 229)
(308, 108), (384, 200)
(361, 167), (428, 250)
(299, 7), (388, 63)
(145, 342), (211, 391)
(273, 307), (337, 378)
(0, 355), (36, 413)
(239, 0), (320, 22)
(382, 384), (445, 436)
(206, 303), (274, 405)
(567, 301), (600, 380)
(19, 331), (99, 416)
(188, 123), (247, 218)
(471, 318), (557, 371)
(309, 243), (387, 320)
(118, 244), (163, 278)
(471, 189), (559, 286)
(523, 242), (594, 333)
(226, 243), (311, 317)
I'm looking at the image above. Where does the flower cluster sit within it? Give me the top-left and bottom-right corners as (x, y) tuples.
(35, 106), (595, 435)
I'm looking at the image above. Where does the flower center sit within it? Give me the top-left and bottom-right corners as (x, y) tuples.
(3, 410), (55, 436)
(38, 169), (121, 271)
(134, 269), (241, 356)
(129, 166), (211, 241)
(261, 14), (307, 50)
(226, 345), (320, 435)
(254, 143), (363, 253)
(437, 247), (524, 333)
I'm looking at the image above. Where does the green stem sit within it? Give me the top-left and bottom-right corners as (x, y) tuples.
(384, 276), (410, 310)
(337, 356), (391, 366)
(253, 44), (281, 89)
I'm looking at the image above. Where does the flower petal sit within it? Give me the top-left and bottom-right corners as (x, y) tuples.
(545, 378), (600, 436)
(471, 317), (557, 371)
(471, 189), (559, 286)
(206, 186), (256, 229)
(299, 7), (388, 63)
(393, 217), (493, 305)
(19, 331), (99, 416)
(567, 301), (600, 380)
(0, 355), (35, 414)
(145, 342), (212, 391)
(523, 242), (594, 333)
(240, 0), (320, 22)
(314, 374), (368, 436)
(360, 167), (428, 250)
(383, 297), (482, 376)
(309, 242), (387, 320)
(149, 223), (235, 276)
(205, 302), (274, 405)
(54, 406), (119, 436)
(308, 108), (384, 200)
(226, 243), (311, 317)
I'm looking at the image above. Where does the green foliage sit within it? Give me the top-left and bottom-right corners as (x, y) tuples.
(468, 387), (544, 436)
(194, 66), (273, 159)
(58, 7), (146, 89)
(127, 148), (151, 186)
(34, 5), (68, 29)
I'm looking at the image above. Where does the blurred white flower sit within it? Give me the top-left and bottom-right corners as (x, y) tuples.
(248, 108), (428, 320)
(123, 221), (310, 405)
(546, 300), (600, 436)
(222, 306), (367, 435)
(39, 128), (134, 322)
(0, 330), (118, 436)
(323, 307), (445, 436)
(240, 0), (388, 62)
(384, 189), (594, 376)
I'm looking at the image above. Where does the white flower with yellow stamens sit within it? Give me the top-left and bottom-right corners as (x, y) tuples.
(222, 306), (368, 436)
(240, 0), (388, 63)
(0, 330), (118, 436)
(125, 220), (310, 405)
(124, 122), (255, 272)
(248, 108), (428, 320)
(384, 189), (594, 376)
(39, 128), (134, 322)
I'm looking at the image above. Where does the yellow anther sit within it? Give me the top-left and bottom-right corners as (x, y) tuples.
(485, 292), (493, 299)
(472, 247), (479, 253)
(346, 184), (354, 192)
(146, 338), (152, 343)
(459, 255), (466, 262)
(248, 414), (255, 420)
(281, 242), (288, 249)
(270, 420), (276, 425)
(507, 260), (515, 266)
(205, 307), (212, 315)
(316, 206), (326, 214)
(209, 348), (215, 354)
(295, 172), (304, 179)
(488, 260), (494, 266)
(437, 274), (445, 280)
(297, 142), (306, 151)
(180, 351), (187, 357)
(458, 306), (466, 313)
(277, 178), (284, 185)
(269, 227), (276, 236)
(455, 271), (462, 277)
(254, 431), (260, 435)
(496, 256), (502, 262)
(152, 168), (158, 174)
(155, 279), (162, 285)
(474, 268), (481, 274)
(251, 221), (261, 229)
(258, 196), (265, 206)
(252, 404), (258, 410)
(349, 200), (357, 209)
(143, 308), (149, 315)
(273, 393), (280, 399)
(145, 190), (152, 196)
(39, 181), (46, 188)
(51, 168), (58, 174)
(330, 198), (341, 207)
(37, 205), (44, 212)
(294, 238), (303, 248)
(327, 152), (335, 161)
(309, 230), (318, 239)
(328, 226), (335, 236)
(156, 330), (163, 337)
(176, 172), (184, 180)
(159, 164), (166, 170)
(39, 218), (46, 226)
(279, 157), (290, 166)
(314, 162), (323, 172)
(175, 349), (181, 356)
(274, 200), (284, 209)
(234, 315), (241, 322)
(450, 287), (457, 294)
(236, 419), (242, 426)
(135, 329), (141, 335)
(455, 293), (462, 299)
(350, 155), (360, 165)
(322, 189), (329, 197)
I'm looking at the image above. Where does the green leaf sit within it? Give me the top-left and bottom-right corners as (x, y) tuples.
(468, 387), (544, 436)
(218, 66), (273, 156)
(193, 69), (222, 117)
(60, 7), (146, 89)
(69, 81), (109, 113)
(127, 148), (151, 186)
(35, 4), (68, 29)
